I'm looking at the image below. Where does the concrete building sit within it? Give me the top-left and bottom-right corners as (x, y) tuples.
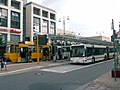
(25, 2), (56, 41)
(57, 29), (76, 36)
(0, 0), (23, 44)
(86, 36), (111, 42)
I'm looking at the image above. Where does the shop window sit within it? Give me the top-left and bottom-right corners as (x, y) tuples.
(10, 34), (20, 43)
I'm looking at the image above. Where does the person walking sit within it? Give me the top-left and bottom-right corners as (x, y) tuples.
(2, 54), (7, 71)
(1, 60), (4, 71)
(28, 50), (32, 62)
(4, 59), (7, 71)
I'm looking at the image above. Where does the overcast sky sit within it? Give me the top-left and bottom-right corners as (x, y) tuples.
(27, 0), (120, 38)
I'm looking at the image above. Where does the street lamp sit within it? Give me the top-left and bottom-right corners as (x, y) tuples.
(59, 16), (70, 59)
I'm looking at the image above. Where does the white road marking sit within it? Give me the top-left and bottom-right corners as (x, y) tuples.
(0, 66), (42, 76)
(41, 60), (112, 73)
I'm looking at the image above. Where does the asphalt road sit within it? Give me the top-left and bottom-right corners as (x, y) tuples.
(0, 60), (113, 90)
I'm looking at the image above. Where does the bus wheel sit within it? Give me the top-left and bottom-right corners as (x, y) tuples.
(92, 57), (95, 63)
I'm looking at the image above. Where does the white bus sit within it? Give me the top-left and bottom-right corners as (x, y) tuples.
(70, 44), (113, 64)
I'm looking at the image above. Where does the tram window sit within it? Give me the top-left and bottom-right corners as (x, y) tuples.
(10, 45), (14, 53)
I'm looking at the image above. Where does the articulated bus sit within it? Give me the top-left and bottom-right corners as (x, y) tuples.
(70, 44), (114, 64)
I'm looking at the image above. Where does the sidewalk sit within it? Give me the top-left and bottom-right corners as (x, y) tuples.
(81, 71), (120, 90)
(0, 60), (70, 76)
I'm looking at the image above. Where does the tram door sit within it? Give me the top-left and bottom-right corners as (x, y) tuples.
(42, 45), (51, 60)
(20, 47), (28, 62)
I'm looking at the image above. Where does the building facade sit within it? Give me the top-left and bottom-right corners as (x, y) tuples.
(25, 2), (56, 41)
(57, 29), (76, 36)
(86, 36), (111, 42)
(0, 0), (23, 44)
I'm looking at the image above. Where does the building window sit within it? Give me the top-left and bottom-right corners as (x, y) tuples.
(1, 34), (7, 44)
(33, 7), (40, 15)
(33, 17), (40, 33)
(11, 11), (20, 29)
(0, 8), (8, 27)
(50, 13), (55, 20)
(11, 0), (20, 9)
(50, 21), (55, 35)
(10, 34), (20, 43)
(0, 0), (8, 6)
(42, 19), (48, 34)
(42, 10), (48, 18)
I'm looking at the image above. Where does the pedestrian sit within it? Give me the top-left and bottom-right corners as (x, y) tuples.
(28, 50), (32, 62)
(1, 60), (4, 71)
(2, 54), (7, 71)
(4, 59), (7, 71)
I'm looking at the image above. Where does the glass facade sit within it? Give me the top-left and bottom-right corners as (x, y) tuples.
(11, 11), (20, 29)
(0, 8), (8, 27)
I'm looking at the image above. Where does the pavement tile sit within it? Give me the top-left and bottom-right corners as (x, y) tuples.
(82, 72), (120, 90)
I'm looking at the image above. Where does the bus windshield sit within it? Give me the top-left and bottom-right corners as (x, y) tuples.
(71, 46), (85, 57)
